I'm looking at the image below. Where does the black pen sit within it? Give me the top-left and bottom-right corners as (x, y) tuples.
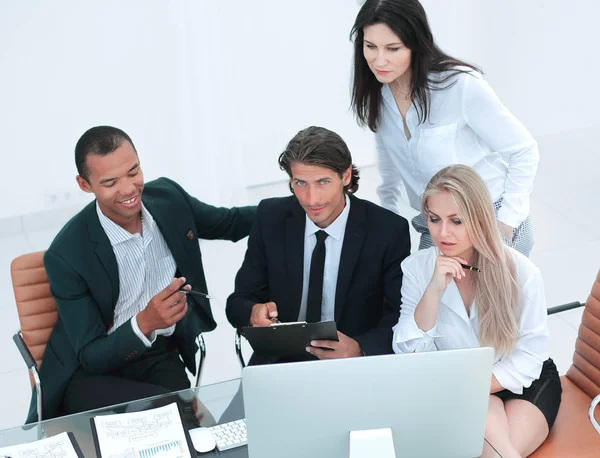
(177, 289), (212, 299)
(460, 263), (481, 273)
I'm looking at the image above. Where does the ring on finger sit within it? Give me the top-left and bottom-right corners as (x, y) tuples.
(171, 300), (180, 307)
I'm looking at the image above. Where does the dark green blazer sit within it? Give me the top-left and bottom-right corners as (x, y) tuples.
(26, 177), (255, 423)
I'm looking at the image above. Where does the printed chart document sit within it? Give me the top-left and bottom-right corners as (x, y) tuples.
(0, 431), (83, 458)
(90, 402), (193, 458)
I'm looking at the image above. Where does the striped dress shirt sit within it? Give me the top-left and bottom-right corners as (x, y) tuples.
(96, 202), (177, 347)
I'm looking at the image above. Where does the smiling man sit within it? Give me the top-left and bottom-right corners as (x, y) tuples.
(226, 126), (411, 364)
(26, 126), (255, 423)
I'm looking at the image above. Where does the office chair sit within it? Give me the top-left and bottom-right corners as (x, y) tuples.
(532, 270), (600, 456)
(11, 251), (207, 421)
(11, 251), (55, 422)
(235, 329), (247, 368)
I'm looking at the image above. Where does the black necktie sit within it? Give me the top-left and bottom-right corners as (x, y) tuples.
(306, 230), (328, 323)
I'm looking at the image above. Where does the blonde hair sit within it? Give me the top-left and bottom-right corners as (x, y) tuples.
(422, 165), (520, 357)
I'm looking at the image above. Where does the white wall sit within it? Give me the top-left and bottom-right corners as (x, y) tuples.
(423, 0), (600, 138)
(0, 0), (373, 220)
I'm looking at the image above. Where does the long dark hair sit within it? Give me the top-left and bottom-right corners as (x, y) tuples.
(278, 126), (360, 194)
(350, 0), (481, 131)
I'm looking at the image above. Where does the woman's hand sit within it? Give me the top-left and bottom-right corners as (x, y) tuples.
(498, 220), (514, 242)
(428, 255), (469, 292)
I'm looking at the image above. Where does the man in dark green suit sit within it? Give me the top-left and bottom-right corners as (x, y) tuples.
(26, 126), (255, 423)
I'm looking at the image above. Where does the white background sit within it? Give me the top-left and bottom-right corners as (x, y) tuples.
(0, 0), (598, 430)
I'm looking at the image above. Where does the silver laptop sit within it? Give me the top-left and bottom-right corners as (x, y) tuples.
(242, 347), (494, 458)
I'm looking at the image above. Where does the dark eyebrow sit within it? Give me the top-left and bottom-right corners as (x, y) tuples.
(428, 211), (458, 218)
(99, 177), (116, 185)
(98, 163), (139, 185)
(364, 39), (403, 46)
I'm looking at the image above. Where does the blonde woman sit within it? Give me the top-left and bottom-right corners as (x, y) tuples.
(392, 165), (560, 457)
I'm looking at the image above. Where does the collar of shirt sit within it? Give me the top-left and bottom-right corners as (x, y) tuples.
(304, 195), (351, 241)
(96, 201), (156, 247)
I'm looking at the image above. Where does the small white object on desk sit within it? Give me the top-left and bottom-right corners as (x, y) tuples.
(188, 427), (216, 453)
(349, 427), (396, 458)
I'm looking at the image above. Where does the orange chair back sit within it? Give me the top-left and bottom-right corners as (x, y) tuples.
(10, 251), (58, 387)
(566, 270), (600, 399)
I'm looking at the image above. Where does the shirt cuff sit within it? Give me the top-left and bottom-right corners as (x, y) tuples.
(393, 316), (443, 351)
(132, 315), (156, 348)
(492, 361), (524, 395)
(496, 203), (526, 229)
(395, 315), (443, 341)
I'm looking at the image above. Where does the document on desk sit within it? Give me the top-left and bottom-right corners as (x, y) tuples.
(0, 431), (84, 458)
(242, 320), (338, 357)
(90, 402), (193, 458)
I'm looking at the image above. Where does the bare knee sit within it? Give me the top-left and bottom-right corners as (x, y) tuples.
(505, 400), (549, 457)
(485, 396), (521, 458)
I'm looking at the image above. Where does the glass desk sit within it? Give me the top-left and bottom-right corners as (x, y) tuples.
(0, 379), (502, 457)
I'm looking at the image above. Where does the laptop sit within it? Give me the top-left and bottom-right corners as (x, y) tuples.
(242, 347), (494, 458)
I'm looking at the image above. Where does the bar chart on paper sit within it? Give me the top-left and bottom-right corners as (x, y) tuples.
(92, 403), (192, 458)
(138, 440), (183, 458)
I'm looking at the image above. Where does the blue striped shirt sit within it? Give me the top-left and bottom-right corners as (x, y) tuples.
(96, 202), (177, 347)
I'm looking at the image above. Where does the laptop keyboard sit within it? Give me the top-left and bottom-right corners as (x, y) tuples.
(209, 418), (248, 451)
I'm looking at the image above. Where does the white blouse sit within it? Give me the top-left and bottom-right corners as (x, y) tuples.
(392, 247), (549, 394)
(376, 70), (539, 228)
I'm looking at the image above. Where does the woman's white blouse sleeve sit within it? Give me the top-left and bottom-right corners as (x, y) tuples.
(392, 258), (443, 354)
(461, 74), (540, 228)
(375, 131), (404, 215)
(492, 265), (549, 394)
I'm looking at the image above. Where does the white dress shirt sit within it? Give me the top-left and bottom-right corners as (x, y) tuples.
(297, 195), (351, 321)
(376, 70), (539, 228)
(96, 202), (177, 347)
(392, 246), (549, 394)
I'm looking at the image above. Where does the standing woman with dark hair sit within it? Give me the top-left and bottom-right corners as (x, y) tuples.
(351, 0), (539, 256)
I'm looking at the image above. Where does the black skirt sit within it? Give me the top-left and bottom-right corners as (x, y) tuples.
(493, 358), (562, 429)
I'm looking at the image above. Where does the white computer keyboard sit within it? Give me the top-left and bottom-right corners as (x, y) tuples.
(209, 418), (248, 451)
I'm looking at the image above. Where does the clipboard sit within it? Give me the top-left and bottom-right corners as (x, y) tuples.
(242, 320), (338, 357)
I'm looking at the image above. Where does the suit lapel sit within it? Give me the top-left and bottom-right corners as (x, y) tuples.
(143, 196), (188, 270)
(285, 201), (306, 321)
(86, 204), (120, 311)
(334, 196), (366, 323)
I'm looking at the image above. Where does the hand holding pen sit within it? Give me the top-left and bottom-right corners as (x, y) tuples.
(177, 288), (212, 299)
(249, 301), (278, 327)
(429, 255), (481, 292)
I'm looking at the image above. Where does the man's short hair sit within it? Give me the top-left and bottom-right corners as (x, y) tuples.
(278, 126), (360, 194)
(75, 126), (136, 181)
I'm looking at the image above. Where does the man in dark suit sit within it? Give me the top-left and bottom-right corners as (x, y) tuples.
(27, 126), (255, 423)
(226, 126), (410, 363)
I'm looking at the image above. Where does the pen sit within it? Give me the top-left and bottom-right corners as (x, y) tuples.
(177, 289), (212, 299)
(460, 263), (481, 273)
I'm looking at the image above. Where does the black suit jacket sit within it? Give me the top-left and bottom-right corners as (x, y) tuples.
(26, 177), (255, 423)
(226, 195), (410, 357)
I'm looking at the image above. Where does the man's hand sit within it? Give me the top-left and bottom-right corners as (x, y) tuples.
(249, 301), (278, 327)
(137, 277), (190, 337)
(306, 331), (363, 359)
(498, 220), (514, 243)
